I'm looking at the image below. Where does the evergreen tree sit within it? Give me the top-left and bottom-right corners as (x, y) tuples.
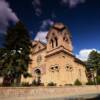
(87, 51), (100, 69)
(86, 50), (100, 78)
(1, 21), (32, 86)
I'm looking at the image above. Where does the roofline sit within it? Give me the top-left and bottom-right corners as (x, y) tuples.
(74, 57), (86, 66)
(46, 46), (74, 58)
(32, 47), (46, 55)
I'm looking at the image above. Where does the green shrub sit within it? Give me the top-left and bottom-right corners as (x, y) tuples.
(74, 79), (82, 86)
(47, 82), (56, 86)
(86, 76), (100, 85)
(21, 82), (30, 87)
(64, 84), (72, 86)
(11, 83), (18, 87)
(96, 76), (100, 85)
(31, 80), (37, 86)
(86, 80), (95, 85)
(32, 80), (40, 86)
(31, 80), (44, 86)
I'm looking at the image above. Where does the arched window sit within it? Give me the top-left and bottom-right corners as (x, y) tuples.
(35, 69), (41, 75)
(55, 37), (58, 47)
(50, 39), (54, 48)
(63, 36), (68, 42)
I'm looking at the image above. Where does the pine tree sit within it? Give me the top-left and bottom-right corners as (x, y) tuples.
(86, 50), (100, 84)
(87, 50), (100, 72)
(1, 21), (32, 86)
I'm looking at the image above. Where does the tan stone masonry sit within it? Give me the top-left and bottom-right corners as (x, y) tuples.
(0, 86), (100, 100)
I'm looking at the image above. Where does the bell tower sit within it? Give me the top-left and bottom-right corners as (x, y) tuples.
(46, 23), (73, 53)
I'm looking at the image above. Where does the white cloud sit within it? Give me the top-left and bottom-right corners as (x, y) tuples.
(34, 31), (48, 43)
(0, 0), (19, 33)
(32, 0), (42, 16)
(40, 19), (54, 31)
(61, 0), (85, 8)
(34, 19), (54, 43)
(76, 49), (100, 61)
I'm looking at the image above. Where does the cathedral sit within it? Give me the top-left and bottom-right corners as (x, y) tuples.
(22, 23), (87, 86)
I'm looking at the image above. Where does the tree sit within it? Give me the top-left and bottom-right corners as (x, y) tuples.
(0, 48), (15, 86)
(74, 79), (82, 86)
(87, 50), (100, 72)
(0, 48), (6, 76)
(1, 21), (32, 86)
(86, 50), (100, 84)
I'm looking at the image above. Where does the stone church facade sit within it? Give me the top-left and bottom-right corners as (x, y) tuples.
(22, 23), (87, 85)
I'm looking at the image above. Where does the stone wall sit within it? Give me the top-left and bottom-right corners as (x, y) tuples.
(0, 77), (3, 84)
(0, 86), (100, 100)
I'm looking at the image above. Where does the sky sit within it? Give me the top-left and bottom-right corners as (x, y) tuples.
(0, 0), (100, 61)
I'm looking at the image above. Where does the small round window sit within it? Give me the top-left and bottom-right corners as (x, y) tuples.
(37, 55), (42, 63)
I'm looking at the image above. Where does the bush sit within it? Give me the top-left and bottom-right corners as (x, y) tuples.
(86, 80), (95, 85)
(31, 80), (37, 86)
(86, 76), (100, 85)
(21, 82), (30, 87)
(11, 83), (18, 87)
(74, 79), (82, 86)
(64, 84), (72, 86)
(47, 82), (56, 86)
(31, 80), (44, 86)
(96, 76), (100, 85)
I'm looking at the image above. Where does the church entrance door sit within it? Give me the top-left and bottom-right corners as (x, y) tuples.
(34, 69), (41, 85)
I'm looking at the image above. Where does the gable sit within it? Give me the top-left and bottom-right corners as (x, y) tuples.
(33, 41), (46, 53)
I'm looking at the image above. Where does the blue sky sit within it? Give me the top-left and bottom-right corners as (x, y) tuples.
(0, 0), (100, 60)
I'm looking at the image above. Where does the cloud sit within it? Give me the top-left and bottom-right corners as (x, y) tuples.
(34, 19), (54, 43)
(0, 0), (18, 33)
(61, 0), (85, 8)
(76, 49), (100, 61)
(32, 0), (86, 16)
(34, 31), (48, 43)
(32, 0), (42, 16)
(40, 19), (54, 31)
(0, 0), (19, 33)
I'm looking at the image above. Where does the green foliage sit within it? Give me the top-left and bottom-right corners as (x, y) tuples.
(74, 79), (82, 86)
(47, 82), (56, 86)
(64, 84), (72, 86)
(31, 80), (44, 86)
(0, 21), (32, 86)
(86, 50), (100, 76)
(96, 76), (100, 85)
(86, 80), (95, 85)
(40, 83), (44, 86)
(23, 72), (32, 78)
(21, 82), (30, 87)
(31, 80), (37, 86)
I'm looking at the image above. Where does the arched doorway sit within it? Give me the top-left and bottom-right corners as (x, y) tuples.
(34, 69), (41, 85)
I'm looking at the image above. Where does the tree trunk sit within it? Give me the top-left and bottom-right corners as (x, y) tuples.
(3, 76), (10, 86)
(16, 75), (21, 86)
